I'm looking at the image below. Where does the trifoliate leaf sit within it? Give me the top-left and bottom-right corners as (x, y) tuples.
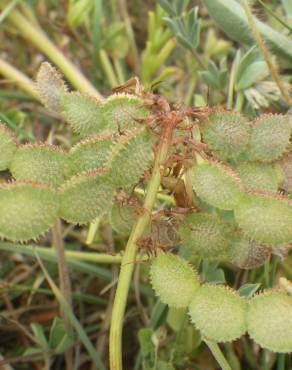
(234, 192), (292, 245)
(150, 254), (200, 308)
(0, 182), (59, 241)
(189, 284), (247, 342)
(192, 161), (242, 210)
(200, 111), (250, 161)
(10, 144), (73, 188)
(247, 290), (292, 353)
(179, 212), (232, 260)
(59, 170), (115, 224)
(247, 114), (290, 162)
(0, 123), (16, 171)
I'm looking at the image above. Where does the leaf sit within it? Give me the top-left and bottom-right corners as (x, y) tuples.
(158, 0), (177, 16)
(49, 317), (74, 354)
(238, 283), (260, 298)
(31, 323), (49, 349)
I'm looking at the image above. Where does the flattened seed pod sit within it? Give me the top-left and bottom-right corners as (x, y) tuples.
(10, 144), (73, 188)
(179, 212), (232, 260)
(234, 192), (292, 245)
(247, 290), (292, 353)
(192, 162), (242, 210)
(59, 170), (115, 224)
(247, 114), (291, 162)
(0, 182), (59, 241)
(150, 254), (200, 308)
(200, 111), (250, 161)
(189, 284), (247, 342)
(234, 162), (279, 192)
(0, 123), (16, 171)
(69, 135), (114, 175)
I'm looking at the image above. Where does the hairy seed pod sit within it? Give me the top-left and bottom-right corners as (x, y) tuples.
(35, 62), (67, 113)
(69, 135), (114, 175)
(105, 129), (152, 191)
(0, 123), (16, 171)
(59, 170), (115, 224)
(10, 144), (73, 188)
(234, 162), (279, 192)
(247, 114), (291, 162)
(150, 254), (200, 308)
(280, 150), (292, 192)
(247, 290), (292, 353)
(192, 161), (242, 210)
(200, 110), (250, 161)
(0, 182), (59, 241)
(189, 284), (247, 342)
(179, 212), (232, 260)
(234, 192), (292, 245)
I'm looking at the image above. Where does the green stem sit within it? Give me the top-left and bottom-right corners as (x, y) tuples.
(109, 123), (174, 370)
(205, 340), (232, 370)
(277, 354), (285, 370)
(99, 49), (118, 88)
(5, 8), (102, 98)
(235, 91), (244, 112)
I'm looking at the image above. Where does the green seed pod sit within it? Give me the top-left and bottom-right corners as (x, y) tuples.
(150, 254), (200, 308)
(59, 170), (115, 224)
(228, 236), (271, 269)
(69, 135), (114, 175)
(101, 93), (149, 132)
(0, 123), (16, 171)
(234, 192), (292, 245)
(200, 110), (250, 161)
(247, 114), (291, 162)
(106, 129), (152, 190)
(10, 144), (73, 188)
(247, 290), (292, 353)
(60, 92), (104, 136)
(189, 284), (247, 342)
(0, 182), (59, 241)
(280, 150), (292, 192)
(234, 162), (279, 192)
(110, 202), (137, 236)
(192, 161), (242, 210)
(35, 62), (67, 113)
(179, 212), (232, 260)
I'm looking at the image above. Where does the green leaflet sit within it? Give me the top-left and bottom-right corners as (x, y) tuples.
(0, 182), (59, 242)
(59, 170), (115, 224)
(234, 192), (292, 245)
(110, 202), (138, 236)
(10, 144), (73, 188)
(189, 284), (247, 342)
(0, 123), (16, 171)
(202, 0), (292, 62)
(179, 212), (232, 260)
(105, 129), (152, 190)
(69, 135), (114, 175)
(200, 111), (250, 161)
(192, 162), (242, 210)
(60, 92), (150, 137)
(35, 62), (67, 113)
(247, 290), (292, 353)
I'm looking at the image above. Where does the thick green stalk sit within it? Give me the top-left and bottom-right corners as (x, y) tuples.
(5, 8), (102, 98)
(109, 122), (174, 370)
(205, 340), (232, 370)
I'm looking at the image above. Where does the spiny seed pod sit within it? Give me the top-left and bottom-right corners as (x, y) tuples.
(35, 62), (67, 113)
(10, 144), (73, 188)
(60, 92), (104, 136)
(179, 212), (232, 260)
(189, 284), (247, 342)
(227, 237), (272, 269)
(234, 192), (292, 245)
(110, 203), (137, 236)
(247, 114), (291, 162)
(200, 110), (250, 161)
(234, 162), (279, 192)
(280, 150), (292, 192)
(59, 170), (115, 224)
(0, 182), (59, 241)
(247, 290), (292, 353)
(0, 123), (16, 171)
(150, 254), (200, 308)
(69, 135), (114, 175)
(106, 129), (152, 190)
(192, 161), (242, 210)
